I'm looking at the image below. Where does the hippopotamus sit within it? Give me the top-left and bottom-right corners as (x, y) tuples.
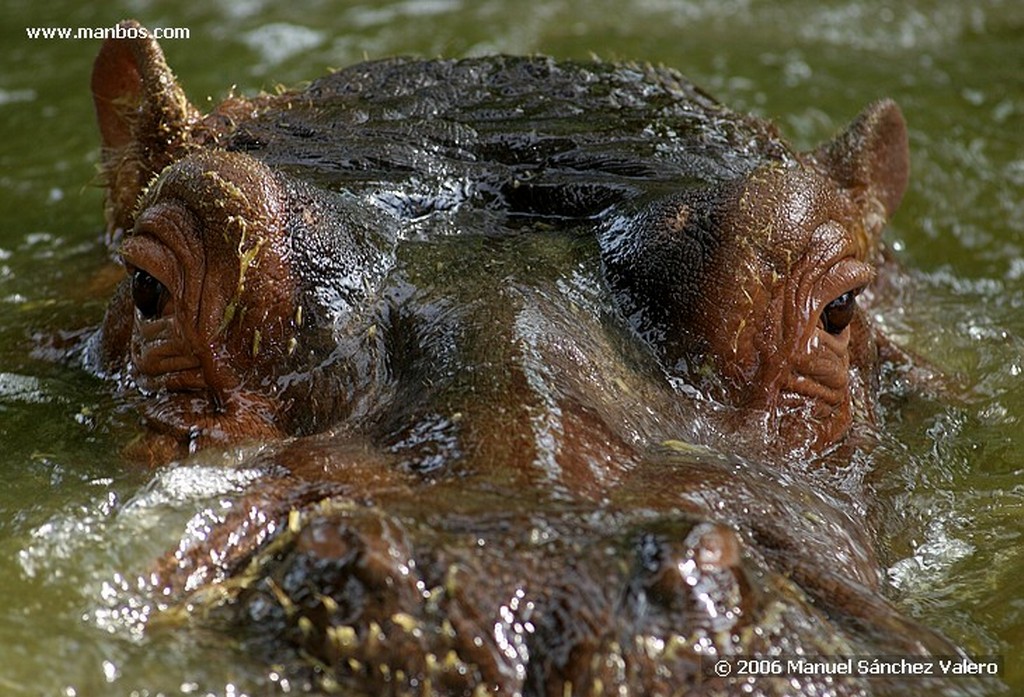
(79, 19), (982, 697)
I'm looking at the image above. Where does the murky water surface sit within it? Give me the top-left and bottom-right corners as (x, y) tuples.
(1, 0), (1022, 694)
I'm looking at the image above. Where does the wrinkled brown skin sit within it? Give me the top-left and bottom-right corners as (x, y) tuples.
(83, 20), (985, 697)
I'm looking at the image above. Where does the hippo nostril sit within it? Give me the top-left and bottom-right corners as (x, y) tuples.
(131, 268), (170, 320)
(636, 532), (663, 573)
(627, 522), (746, 622)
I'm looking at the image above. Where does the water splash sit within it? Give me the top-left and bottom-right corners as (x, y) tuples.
(888, 517), (975, 594)
(18, 458), (266, 641)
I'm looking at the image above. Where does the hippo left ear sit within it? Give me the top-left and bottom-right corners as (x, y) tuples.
(814, 99), (909, 219)
(92, 19), (199, 239)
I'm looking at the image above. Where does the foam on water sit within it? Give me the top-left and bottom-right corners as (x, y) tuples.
(17, 456), (267, 641)
(888, 517), (975, 594)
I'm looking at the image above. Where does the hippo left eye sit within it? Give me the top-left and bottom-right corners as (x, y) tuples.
(131, 269), (170, 320)
(821, 289), (860, 335)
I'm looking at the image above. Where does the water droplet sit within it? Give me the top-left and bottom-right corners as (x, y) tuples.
(101, 660), (119, 683)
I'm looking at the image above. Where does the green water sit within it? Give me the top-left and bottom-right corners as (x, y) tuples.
(1, 0), (1022, 694)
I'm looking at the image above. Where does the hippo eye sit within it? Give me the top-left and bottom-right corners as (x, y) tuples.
(821, 289), (860, 335)
(131, 269), (170, 320)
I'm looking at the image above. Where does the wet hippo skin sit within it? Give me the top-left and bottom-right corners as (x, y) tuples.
(82, 19), (982, 697)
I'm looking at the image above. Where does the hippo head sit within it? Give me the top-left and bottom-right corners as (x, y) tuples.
(602, 101), (909, 454)
(90, 23), (910, 462)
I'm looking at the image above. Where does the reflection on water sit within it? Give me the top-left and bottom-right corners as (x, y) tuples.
(1, 0), (1022, 693)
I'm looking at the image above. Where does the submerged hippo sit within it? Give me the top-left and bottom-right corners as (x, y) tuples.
(80, 19), (980, 697)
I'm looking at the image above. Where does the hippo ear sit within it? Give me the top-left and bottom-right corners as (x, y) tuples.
(814, 99), (909, 219)
(91, 19), (197, 237)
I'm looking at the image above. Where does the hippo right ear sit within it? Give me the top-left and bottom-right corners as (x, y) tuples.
(813, 100), (909, 243)
(92, 19), (198, 238)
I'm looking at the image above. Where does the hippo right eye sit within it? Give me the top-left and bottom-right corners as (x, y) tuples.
(131, 269), (170, 320)
(821, 288), (861, 335)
